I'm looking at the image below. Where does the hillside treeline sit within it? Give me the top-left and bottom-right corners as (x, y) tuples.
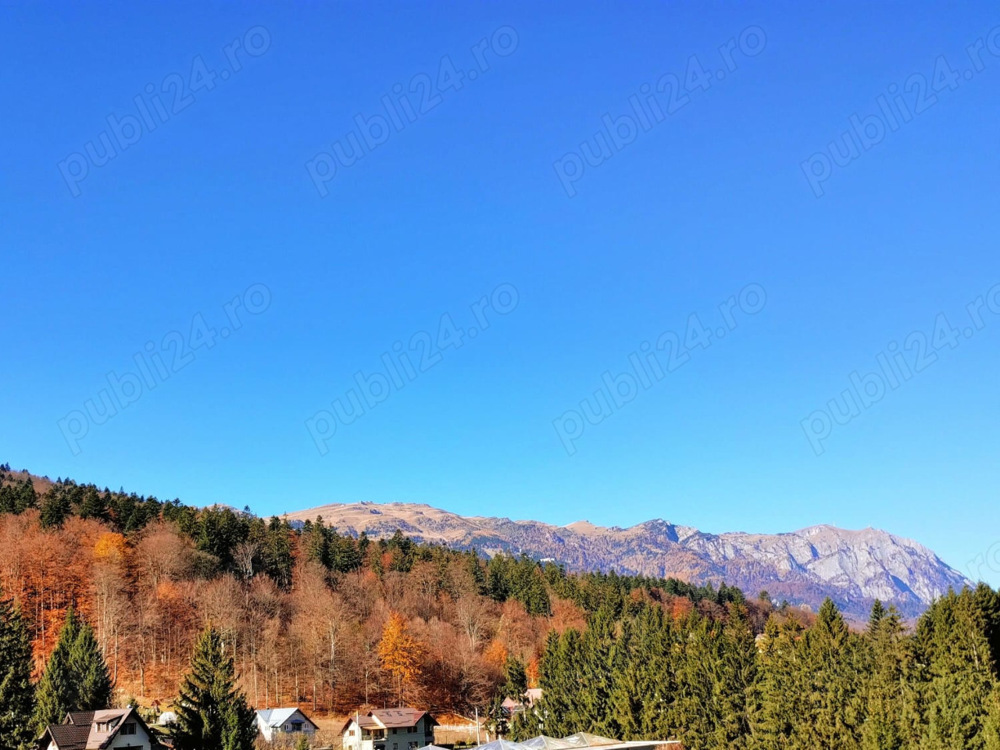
(513, 587), (1000, 749)
(0, 465), (746, 716)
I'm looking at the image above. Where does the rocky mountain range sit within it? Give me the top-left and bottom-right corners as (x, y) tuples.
(283, 502), (971, 619)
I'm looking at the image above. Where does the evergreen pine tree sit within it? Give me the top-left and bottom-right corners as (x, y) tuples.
(502, 656), (528, 700)
(39, 487), (72, 528)
(579, 605), (617, 736)
(303, 518), (330, 568)
(677, 615), (718, 746)
(608, 613), (645, 740)
(71, 621), (114, 710)
(709, 604), (760, 750)
(919, 589), (999, 749)
(867, 599), (886, 632)
(537, 628), (585, 737)
(0, 593), (35, 750)
(636, 606), (676, 741)
(0, 476), (36, 515)
(32, 608), (80, 733)
(173, 627), (255, 750)
(754, 615), (807, 749)
(860, 603), (905, 750)
(797, 599), (863, 748)
(77, 486), (108, 521)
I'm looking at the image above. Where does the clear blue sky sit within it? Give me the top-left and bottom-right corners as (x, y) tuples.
(3, 1), (1000, 585)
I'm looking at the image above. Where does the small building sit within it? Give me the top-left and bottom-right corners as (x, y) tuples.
(342, 708), (437, 750)
(37, 707), (157, 750)
(256, 708), (320, 742)
(501, 688), (544, 717)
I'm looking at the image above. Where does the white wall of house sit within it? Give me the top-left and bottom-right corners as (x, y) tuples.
(258, 709), (317, 742)
(105, 719), (153, 749)
(342, 719), (377, 750)
(343, 717), (435, 750)
(383, 718), (436, 750)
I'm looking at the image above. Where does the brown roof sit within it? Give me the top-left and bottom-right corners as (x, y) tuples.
(44, 724), (91, 750)
(41, 707), (152, 750)
(358, 708), (434, 729)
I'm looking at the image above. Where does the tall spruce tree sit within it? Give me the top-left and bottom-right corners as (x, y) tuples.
(797, 599), (863, 748)
(71, 621), (114, 710)
(917, 589), (1000, 749)
(754, 615), (808, 749)
(32, 608), (80, 733)
(608, 612), (647, 740)
(173, 627), (255, 750)
(0, 593), (35, 750)
(32, 608), (114, 735)
(860, 603), (905, 750)
(579, 605), (617, 736)
(709, 604), (760, 749)
(502, 656), (528, 700)
(537, 628), (585, 737)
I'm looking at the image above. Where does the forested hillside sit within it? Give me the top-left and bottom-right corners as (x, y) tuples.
(4, 464), (998, 749)
(512, 585), (1000, 749)
(0, 464), (746, 716)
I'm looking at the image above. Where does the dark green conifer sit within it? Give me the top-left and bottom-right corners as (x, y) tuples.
(579, 605), (617, 735)
(860, 602), (905, 750)
(0, 592), (35, 750)
(173, 627), (255, 750)
(39, 487), (71, 528)
(799, 599), (863, 747)
(502, 656), (528, 700)
(754, 615), (807, 749)
(77, 486), (108, 521)
(918, 589), (999, 749)
(71, 621), (114, 710)
(32, 608), (80, 733)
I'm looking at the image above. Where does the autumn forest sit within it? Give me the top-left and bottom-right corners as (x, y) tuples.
(0, 465), (739, 716)
(5, 464), (1000, 750)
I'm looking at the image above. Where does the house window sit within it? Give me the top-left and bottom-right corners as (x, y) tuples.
(120, 723), (137, 735)
(290, 721), (303, 733)
(350, 729), (356, 737)
(393, 743), (398, 750)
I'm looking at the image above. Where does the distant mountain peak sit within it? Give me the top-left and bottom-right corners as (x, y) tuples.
(282, 501), (970, 619)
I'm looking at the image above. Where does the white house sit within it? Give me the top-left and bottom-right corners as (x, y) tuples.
(256, 707), (320, 742)
(342, 708), (437, 750)
(38, 707), (156, 750)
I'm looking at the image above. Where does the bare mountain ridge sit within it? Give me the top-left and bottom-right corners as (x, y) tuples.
(284, 502), (971, 619)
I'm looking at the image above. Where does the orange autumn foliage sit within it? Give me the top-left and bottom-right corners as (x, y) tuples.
(378, 612), (423, 682)
(482, 639), (508, 671)
(669, 594), (695, 620)
(94, 532), (127, 563)
(526, 656), (540, 688)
